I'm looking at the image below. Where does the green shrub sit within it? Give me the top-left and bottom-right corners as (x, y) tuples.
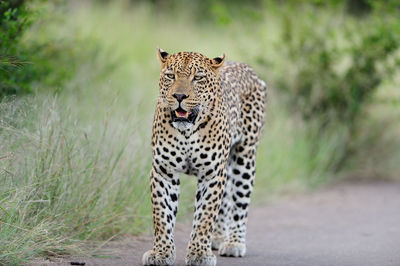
(262, 3), (400, 170)
(1, 1), (115, 97)
(0, 0), (33, 96)
(276, 6), (399, 127)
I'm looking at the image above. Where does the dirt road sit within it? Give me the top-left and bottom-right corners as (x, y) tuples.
(39, 181), (400, 266)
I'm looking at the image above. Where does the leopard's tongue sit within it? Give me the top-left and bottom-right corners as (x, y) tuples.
(175, 110), (189, 119)
(177, 111), (187, 117)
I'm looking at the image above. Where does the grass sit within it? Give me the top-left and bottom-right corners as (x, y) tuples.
(0, 1), (398, 264)
(0, 96), (150, 262)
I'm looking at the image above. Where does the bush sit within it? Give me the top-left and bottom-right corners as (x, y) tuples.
(261, 3), (400, 171)
(0, 0), (33, 96)
(0, 1), (115, 97)
(276, 5), (400, 128)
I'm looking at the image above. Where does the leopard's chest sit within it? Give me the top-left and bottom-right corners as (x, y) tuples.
(177, 132), (220, 175)
(155, 128), (228, 178)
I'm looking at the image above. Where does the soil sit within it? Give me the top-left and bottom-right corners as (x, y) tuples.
(33, 181), (400, 266)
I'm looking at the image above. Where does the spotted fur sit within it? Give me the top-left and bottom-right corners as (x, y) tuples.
(142, 49), (267, 266)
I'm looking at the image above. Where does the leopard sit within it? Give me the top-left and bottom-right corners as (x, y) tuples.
(142, 48), (267, 266)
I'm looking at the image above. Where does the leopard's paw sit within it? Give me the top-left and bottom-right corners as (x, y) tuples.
(185, 251), (216, 266)
(142, 249), (175, 265)
(211, 235), (225, 250)
(218, 242), (246, 257)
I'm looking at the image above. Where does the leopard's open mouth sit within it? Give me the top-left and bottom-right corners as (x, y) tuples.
(171, 106), (199, 124)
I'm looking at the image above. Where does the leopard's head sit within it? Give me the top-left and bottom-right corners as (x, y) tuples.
(157, 48), (225, 130)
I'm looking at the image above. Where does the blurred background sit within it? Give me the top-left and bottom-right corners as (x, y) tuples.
(1, 0), (399, 263)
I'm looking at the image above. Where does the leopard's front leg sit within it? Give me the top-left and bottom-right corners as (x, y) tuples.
(185, 166), (226, 266)
(142, 168), (179, 266)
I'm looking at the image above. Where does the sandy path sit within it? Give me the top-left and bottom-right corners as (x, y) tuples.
(36, 181), (400, 266)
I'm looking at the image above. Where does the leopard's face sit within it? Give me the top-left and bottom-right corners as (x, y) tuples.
(157, 49), (225, 130)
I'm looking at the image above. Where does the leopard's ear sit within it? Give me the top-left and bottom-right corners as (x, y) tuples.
(157, 48), (169, 64)
(211, 53), (225, 71)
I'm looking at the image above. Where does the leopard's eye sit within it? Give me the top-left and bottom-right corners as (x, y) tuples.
(193, 75), (205, 81)
(166, 73), (175, 80)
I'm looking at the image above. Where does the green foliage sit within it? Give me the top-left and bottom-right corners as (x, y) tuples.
(0, 0), (32, 96)
(0, 0), (30, 53)
(266, 4), (400, 170)
(277, 6), (400, 127)
(0, 1), (115, 97)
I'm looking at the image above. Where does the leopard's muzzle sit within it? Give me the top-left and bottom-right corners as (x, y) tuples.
(171, 106), (199, 126)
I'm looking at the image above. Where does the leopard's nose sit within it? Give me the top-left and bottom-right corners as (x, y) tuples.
(172, 93), (188, 102)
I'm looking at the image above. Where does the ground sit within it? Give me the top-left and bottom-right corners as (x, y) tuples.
(34, 181), (400, 266)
